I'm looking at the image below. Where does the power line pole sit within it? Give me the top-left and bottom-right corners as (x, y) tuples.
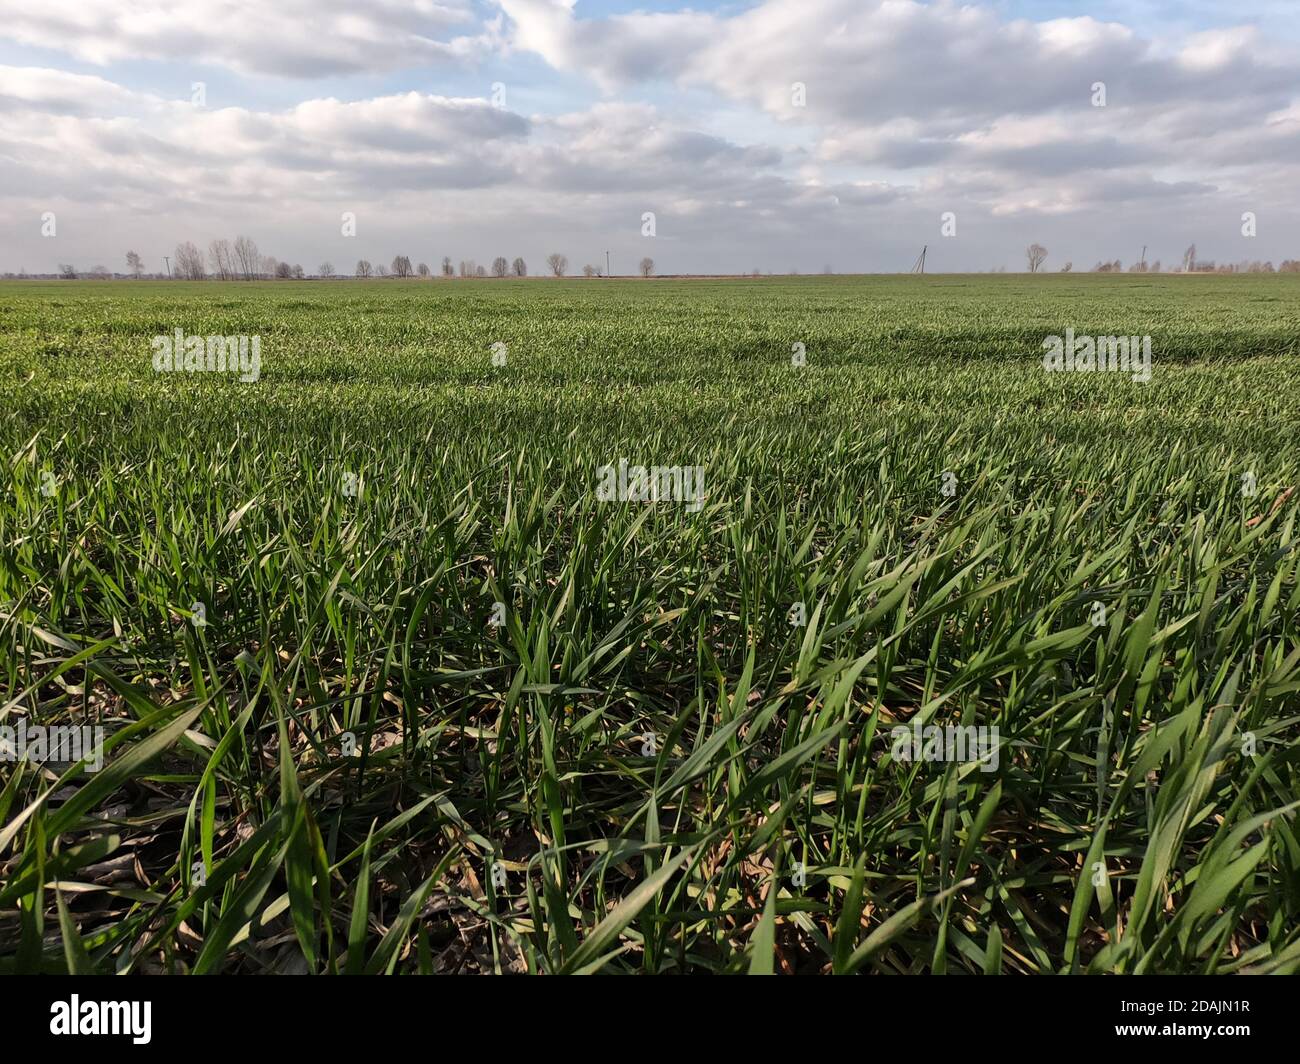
(164, 256), (172, 279)
(606, 250), (610, 278)
(1140, 245), (1147, 272)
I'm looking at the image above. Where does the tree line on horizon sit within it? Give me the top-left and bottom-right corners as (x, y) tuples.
(9, 234), (1299, 279)
(1016, 242), (1298, 275)
(19, 239), (660, 281)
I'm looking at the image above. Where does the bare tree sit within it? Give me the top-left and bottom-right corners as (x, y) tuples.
(208, 239), (235, 280)
(355, 259), (372, 278)
(125, 250), (144, 278)
(492, 256), (509, 278)
(375, 263), (388, 277)
(87, 265), (111, 280)
(233, 236), (260, 280)
(639, 256), (654, 277)
(458, 259), (476, 278)
(475, 265), (486, 277)
(1182, 244), (1197, 273)
(546, 253), (567, 277)
(260, 254), (278, 280)
(1059, 261), (1072, 272)
(174, 242), (205, 280)
(391, 255), (413, 278)
(1026, 244), (1048, 273)
(582, 264), (597, 277)
(292, 264), (304, 279)
(441, 256), (454, 277)
(275, 261), (293, 279)
(512, 257), (527, 277)
(319, 262), (335, 277)
(417, 262), (430, 277)
(58, 264), (77, 279)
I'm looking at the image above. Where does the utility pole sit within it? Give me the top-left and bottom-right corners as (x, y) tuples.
(164, 256), (172, 279)
(1140, 245), (1147, 272)
(605, 250), (610, 278)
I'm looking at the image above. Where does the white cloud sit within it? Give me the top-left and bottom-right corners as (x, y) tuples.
(0, 0), (492, 76)
(493, 0), (1300, 219)
(0, 66), (146, 115)
(1177, 26), (1260, 71)
(495, 0), (714, 89)
(0, 69), (807, 230)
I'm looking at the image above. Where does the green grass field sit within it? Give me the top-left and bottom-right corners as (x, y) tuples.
(2, 274), (1298, 974)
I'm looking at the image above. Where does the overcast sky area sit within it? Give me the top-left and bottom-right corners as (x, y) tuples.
(2, 0), (1298, 275)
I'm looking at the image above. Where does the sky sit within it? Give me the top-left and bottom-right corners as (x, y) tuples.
(1, 0), (1297, 275)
